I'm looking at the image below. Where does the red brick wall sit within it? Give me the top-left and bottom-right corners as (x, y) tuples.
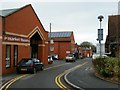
(0, 17), (2, 75)
(2, 44), (31, 74)
(2, 5), (48, 74)
(70, 32), (75, 53)
(5, 5), (46, 37)
(59, 42), (71, 59)
(48, 41), (72, 59)
(48, 32), (75, 59)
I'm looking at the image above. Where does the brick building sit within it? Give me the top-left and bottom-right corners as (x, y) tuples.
(105, 15), (120, 57)
(48, 31), (75, 59)
(81, 48), (93, 58)
(0, 4), (48, 75)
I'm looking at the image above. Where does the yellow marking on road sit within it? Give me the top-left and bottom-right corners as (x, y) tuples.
(55, 62), (88, 89)
(0, 63), (70, 90)
(55, 72), (70, 90)
(0, 74), (28, 90)
(0, 79), (14, 90)
(58, 73), (67, 89)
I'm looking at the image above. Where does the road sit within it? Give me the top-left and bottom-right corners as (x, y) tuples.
(7, 60), (85, 89)
(66, 58), (119, 90)
(3, 58), (120, 89)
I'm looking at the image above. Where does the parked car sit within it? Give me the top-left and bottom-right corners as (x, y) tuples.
(51, 54), (58, 60)
(65, 54), (76, 62)
(16, 58), (44, 74)
(92, 53), (108, 60)
(48, 56), (53, 64)
(92, 53), (100, 60)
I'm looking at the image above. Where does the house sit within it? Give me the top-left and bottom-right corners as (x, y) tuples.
(0, 4), (48, 75)
(81, 48), (93, 58)
(48, 31), (75, 59)
(105, 15), (120, 57)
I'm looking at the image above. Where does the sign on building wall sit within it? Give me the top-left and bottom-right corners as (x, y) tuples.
(3, 36), (30, 43)
(66, 51), (70, 54)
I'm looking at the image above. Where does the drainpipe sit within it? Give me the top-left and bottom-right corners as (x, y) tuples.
(2, 17), (6, 35)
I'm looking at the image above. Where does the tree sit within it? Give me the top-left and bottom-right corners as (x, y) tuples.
(80, 41), (96, 52)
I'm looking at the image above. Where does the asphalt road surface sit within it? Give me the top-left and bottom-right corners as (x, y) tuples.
(6, 58), (120, 89)
(66, 58), (120, 90)
(8, 60), (84, 89)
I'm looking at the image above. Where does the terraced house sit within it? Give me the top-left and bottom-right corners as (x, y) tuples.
(0, 4), (48, 75)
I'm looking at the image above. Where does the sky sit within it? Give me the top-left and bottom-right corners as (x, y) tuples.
(0, 0), (119, 45)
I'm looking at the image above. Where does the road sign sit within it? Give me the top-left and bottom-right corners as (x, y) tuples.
(98, 29), (103, 41)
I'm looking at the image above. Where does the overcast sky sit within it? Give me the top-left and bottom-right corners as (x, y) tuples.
(0, 0), (119, 45)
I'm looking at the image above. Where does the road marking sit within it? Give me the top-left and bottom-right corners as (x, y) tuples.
(85, 67), (89, 71)
(55, 62), (88, 89)
(85, 67), (93, 71)
(44, 63), (70, 70)
(0, 74), (28, 90)
(55, 72), (70, 90)
(0, 63), (70, 89)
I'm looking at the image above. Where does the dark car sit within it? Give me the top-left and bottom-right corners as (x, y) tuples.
(51, 54), (58, 60)
(16, 58), (44, 74)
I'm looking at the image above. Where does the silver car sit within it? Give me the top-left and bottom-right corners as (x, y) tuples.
(65, 54), (75, 62)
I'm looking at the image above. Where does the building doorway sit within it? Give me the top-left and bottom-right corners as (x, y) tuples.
(30, 32), (42, 58)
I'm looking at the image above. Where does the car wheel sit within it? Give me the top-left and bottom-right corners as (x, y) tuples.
(31, 68), (36, 74)
(41, 66), (44, 71)
(16, 70), (21, 74)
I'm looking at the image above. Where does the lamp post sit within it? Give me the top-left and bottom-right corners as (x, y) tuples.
(97, 15), (104, 57)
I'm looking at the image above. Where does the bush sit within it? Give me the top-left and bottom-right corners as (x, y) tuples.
(92, 57), (120, 78)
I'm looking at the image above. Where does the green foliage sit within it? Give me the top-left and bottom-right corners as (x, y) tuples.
(92, 57), (120, 78)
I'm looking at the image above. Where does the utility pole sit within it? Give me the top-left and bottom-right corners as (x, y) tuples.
(49, 23), (51, 56)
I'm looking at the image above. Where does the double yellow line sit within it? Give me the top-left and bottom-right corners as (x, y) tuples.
(55, 62), (88, 89)
(0, 74), (28, 90)
(55, 72), (69, 90)
(0, 63), (69, 90)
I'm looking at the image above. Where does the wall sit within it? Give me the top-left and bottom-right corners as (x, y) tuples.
(0, 17), (2, 76)
(2, 5), (48, 75)
(59, 42), (71, 59)
(2, 44), (30, 74)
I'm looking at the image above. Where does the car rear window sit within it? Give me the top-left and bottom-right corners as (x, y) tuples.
(67, 54), (73, 57)
(19, 59), (33, 65)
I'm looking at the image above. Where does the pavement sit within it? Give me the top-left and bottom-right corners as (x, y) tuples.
(1, 72), (21, 86)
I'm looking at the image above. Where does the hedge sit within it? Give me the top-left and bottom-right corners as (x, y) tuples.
(92, 57), (120, 78)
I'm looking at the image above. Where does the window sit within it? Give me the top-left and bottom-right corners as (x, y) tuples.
(50, 46), (54, 51)
(6, 45), (11, 68)
(14, 45), (18, 66)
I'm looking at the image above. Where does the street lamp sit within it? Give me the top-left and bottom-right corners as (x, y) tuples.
(98, 15), (104, 29)
(97, 15), (104, 57)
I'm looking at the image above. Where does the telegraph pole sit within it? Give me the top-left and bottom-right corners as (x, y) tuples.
(49, 23), (51, 56)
